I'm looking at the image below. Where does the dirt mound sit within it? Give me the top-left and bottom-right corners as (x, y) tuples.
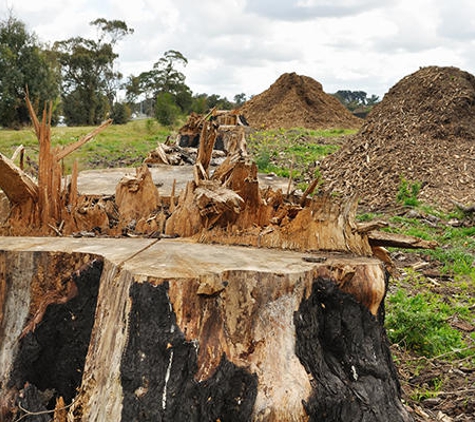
(320, 66), (475, 210)
(238, 72), (362, 130)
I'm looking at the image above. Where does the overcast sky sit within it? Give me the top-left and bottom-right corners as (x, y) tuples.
(2, 0), (475, 101)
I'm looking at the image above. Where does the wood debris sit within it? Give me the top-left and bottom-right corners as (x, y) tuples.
(321, 66), (475, 211)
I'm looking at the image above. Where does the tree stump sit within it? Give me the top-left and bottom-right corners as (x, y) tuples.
(0, 96), (424, 421)
(0, 237), (412, 421)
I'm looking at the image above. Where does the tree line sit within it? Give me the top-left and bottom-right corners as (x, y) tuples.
(0, 15), (247, 128)
(0, 14), (379, 129)
(332, 90), (380, 116)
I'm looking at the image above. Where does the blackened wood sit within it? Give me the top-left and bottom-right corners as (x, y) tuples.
(294, 277), (412, 422)
(121, 281), (257, 422)
(9, 258), (103, 407)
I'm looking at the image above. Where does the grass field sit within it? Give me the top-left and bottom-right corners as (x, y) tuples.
(0, 119), (170, 174)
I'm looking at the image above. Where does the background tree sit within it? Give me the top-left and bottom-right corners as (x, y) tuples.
(0, 15), (59, 128)
(125, 50), (192, 120)
(110, 102), (131, 125)
(333, 90), (380, 115)
(54, 19), (133, 126)
(366, 94), (380, 106)
(190, 94), (208, 114)
(233, 93), (247, 107)
(202, 94), (233, 110)
(124, 75), (142, 114)
(155, 92), (180, 126)
(91, 18), (134, 112)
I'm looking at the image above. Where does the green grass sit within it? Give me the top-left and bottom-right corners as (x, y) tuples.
(382, 212), (475, 280)
(386, 289), (468, 357)
(0, 119), (170, 174)
(358, 203), (475, 388)
(396, 175), (422, 207)
(248, 127), (355, 190)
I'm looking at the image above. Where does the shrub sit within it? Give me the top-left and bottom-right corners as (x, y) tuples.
(111, 102), (131, 124)
(155, 92), (180, 127)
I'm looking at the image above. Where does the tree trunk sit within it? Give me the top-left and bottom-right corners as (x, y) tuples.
(0, 237), (412, 421)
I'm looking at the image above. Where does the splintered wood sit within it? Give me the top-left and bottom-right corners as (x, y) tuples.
(0, 101), (436, 258)
(0, 97), (111, 235)
(165, 119), (373, 256)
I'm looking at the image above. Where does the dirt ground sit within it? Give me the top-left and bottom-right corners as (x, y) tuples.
(74, 165), (292, 196)
(390, 247), (475, 422)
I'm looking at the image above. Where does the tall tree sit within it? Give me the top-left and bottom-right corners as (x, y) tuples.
(91, 19), (134, 109)
(54, 19), (133, 125)
(124, 74), (142, 113)
(233, 93), (247, 107)
(126, 50), (192, 117)
(0, 15), (59, 128)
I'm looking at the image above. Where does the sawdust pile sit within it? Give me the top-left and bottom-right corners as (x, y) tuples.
(320, 66), (475, 211)
(238, 72), (362, 130)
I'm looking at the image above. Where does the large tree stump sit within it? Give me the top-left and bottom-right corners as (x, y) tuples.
(0, 237), (412, 421)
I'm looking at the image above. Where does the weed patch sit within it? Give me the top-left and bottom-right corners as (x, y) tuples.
(386, 290), (467, 357)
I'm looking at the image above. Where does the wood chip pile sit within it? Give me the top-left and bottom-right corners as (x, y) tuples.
(238, 72), (362, 130)
(320, 66), (475, 211)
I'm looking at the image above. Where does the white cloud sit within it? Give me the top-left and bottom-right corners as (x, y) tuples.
(245, 0), (381, 20)
(2, 0), (475, 100)
(437, 0), (475, 40)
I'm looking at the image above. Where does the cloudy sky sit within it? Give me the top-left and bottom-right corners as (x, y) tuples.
(2, 0), (475, 101)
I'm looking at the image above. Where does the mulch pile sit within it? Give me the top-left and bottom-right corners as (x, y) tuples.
(320, 66), (475, 211)
(238, 72), (362, 130)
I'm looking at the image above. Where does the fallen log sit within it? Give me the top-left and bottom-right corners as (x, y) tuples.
(367, 230), (438, 249)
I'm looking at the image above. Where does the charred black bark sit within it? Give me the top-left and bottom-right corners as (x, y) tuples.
(178, 134), (200, 148)
(13, 383), (51, 422)
(121, 281), (257, 422)
(10, 256), (103, 410)
(294, 277), (412, 422)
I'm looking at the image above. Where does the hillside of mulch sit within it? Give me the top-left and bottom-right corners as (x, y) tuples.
(320, 66), (475, 211)
(238, 72), (362, 130)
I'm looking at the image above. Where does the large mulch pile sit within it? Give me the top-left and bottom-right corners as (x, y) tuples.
(238, 72), (362, 130)
(320, 66), (475, 211)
